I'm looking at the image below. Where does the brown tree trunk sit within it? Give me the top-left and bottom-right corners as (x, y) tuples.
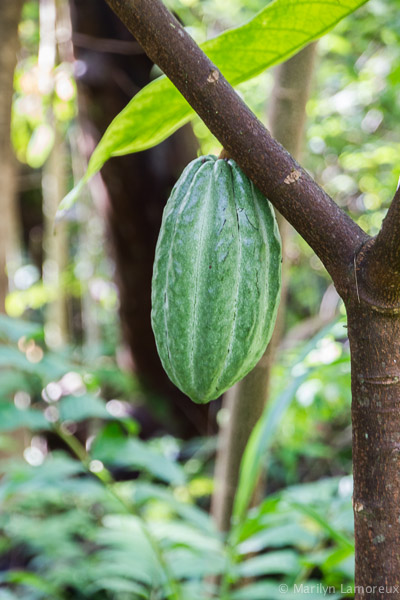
(211, 43), (317, 532)
(69, 0), (211, 436)
(347, 300), (400, 595)
(0, 0), (24, 312)
(343, 194), (400, 596)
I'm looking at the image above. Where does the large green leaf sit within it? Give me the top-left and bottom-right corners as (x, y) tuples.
(60, 0), (368, 214)
(236, 549), (301, 577)
(285, 500), (354, 550)
(91, 423), (186, 485)
(0, 314), (42, 343)
(58, 394), (110, 423)
(0, 401), (49, 432)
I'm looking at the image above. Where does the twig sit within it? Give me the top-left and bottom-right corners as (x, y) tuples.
(356, 183), (400, 308)
(371, 183), (400, 271)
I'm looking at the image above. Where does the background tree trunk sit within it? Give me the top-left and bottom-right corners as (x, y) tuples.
(42, 131), (69, 347)
(0, 0), (24, 312)
(39, 0), (69, 347)
(69, 0), (215, 437)
(211, 43), (317, 532)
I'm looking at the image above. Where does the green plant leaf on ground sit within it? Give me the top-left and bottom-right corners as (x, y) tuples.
(91, 423), (186, 485)
(60, 0), (368, 214)
(286, 500), (354, 550)
(0, 401), (49, 432)
(236, 549), (301, 577)
(58, 394), (110, 422)
(0, 571), (62, 599)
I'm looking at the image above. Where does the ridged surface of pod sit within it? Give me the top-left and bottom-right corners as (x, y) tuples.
(151, 155), (281, 404)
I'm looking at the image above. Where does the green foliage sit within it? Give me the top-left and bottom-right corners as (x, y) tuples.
(0, 401), (49, 432)
(60, 0), (368, 213)
(0, 314), (355, 599)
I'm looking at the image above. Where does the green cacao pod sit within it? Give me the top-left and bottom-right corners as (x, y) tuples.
(151, 155), (281, 404)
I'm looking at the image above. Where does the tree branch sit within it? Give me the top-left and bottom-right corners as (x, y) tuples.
(104, 0), (369, 284)
(356, 183), (400, 309)
(373, 184), (400, 268)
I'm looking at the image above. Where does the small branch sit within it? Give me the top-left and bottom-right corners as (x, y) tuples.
(356, 183), (400, 309)
(373, 183), (400, 268)
(104, 0), (369, 284)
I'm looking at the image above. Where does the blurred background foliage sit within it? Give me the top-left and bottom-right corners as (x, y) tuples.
(0, 0), (398, 597)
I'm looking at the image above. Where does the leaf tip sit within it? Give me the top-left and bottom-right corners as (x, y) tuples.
(56, 179), (85, 222)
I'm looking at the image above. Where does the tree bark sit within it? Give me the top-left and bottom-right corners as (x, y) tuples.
(344, 222), (400, 596)
(0, 0), (24, 312)
(347, 299), (400, 595)
(211, 43), (317, 532)
(98, 0), (400, 593)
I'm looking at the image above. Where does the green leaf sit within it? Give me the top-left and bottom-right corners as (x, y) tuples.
(0, 371), (31, 396)
(236, 549), (301, 578)
(88, 577), (148, 597)
(132, 481), (214, 531)
(0, 314), (42, 343)
(181, 581), (217, 600)
(0, 453), (85, 500)
(150, 521), (222, 553)
(321, 545), (354, 576)
(58, 394), (110, 422)
(165, 548), (226, 579)
(0, 591), (20, 600)
(285, 500), (354, 550)
(95, 515), (164, 587)
(62, 0), (368, 210)
(0, 570), (62, 598)
(231, 582), (287, 600)
(237, 522), (317, 554)
(0, 401), (49, 432)
(0, 344), (78, 382)
(92, 423), (186, 485)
